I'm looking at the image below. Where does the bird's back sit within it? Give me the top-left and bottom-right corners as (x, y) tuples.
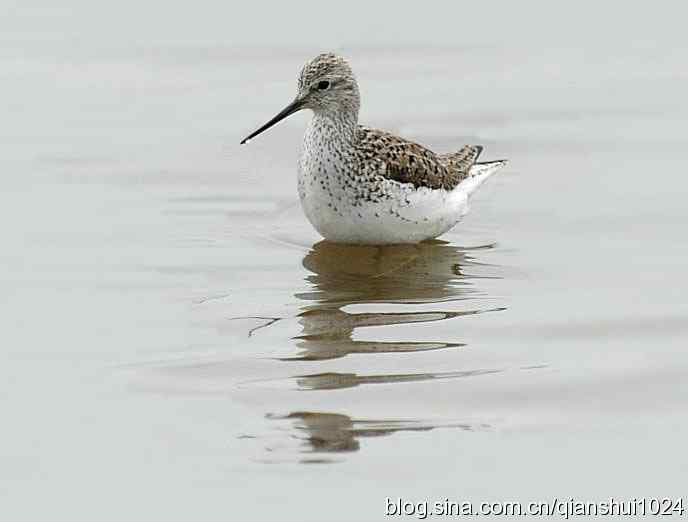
(355, 126), (484, 191)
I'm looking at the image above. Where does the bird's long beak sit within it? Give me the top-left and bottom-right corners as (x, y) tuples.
(240, 97), (305, 144)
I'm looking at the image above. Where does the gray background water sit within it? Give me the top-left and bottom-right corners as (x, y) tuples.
(2, 1), (687, 520)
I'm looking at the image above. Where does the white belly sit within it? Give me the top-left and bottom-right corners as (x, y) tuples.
(297, 165), (470, 244)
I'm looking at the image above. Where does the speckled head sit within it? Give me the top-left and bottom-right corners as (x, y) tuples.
(240, 53), (360, 144)
(296, 53), (360, 115)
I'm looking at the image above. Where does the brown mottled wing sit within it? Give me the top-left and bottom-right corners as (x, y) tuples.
(356, 126), (481, 190)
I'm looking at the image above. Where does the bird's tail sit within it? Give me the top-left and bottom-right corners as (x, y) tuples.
(460, 159), (508, 197)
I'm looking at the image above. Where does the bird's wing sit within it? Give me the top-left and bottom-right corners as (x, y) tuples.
(356, 126), (480, 190)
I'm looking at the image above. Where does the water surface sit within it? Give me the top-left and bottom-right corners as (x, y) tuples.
(2, 2), (688, 520)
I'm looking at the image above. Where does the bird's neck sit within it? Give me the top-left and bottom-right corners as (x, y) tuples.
(306, 109), (359, 152)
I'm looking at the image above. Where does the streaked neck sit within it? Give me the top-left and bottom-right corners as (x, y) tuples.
(307, 108), (358, 150)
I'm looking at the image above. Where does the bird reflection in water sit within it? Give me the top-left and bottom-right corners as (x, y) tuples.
(266, 411), (488, 463)
(295, 368), (503, 391)
(287, 240), (504, 362)
(260, 240), (504, 460)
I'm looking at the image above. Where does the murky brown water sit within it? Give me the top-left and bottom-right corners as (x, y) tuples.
(2, 2), (688, 520)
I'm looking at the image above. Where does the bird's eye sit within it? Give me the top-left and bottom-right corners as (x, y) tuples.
(317, 80), (330, 90)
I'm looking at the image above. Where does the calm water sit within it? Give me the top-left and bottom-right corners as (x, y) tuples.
(2, 2), (688, 520)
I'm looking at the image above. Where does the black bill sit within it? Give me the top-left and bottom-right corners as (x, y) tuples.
(240, 98), (304, 144)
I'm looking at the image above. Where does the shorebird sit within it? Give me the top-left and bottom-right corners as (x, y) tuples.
(240, 53), (506, 244)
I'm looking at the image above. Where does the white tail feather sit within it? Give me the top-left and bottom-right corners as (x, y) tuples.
(460, 160), (507, 197)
